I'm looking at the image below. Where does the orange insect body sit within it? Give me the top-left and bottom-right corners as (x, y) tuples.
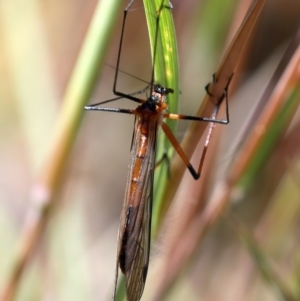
(84, 1), (231, 299)
(117, 87), (170, 300)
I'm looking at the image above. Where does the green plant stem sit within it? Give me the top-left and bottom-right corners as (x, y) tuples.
(1, 1), (123, 301)
(114, 1), (179, 300)
(143, 0), (179, 236)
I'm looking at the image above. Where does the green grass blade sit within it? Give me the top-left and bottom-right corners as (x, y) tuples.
(143, 0), (179, 236)
(1, 0), (124, 300)
(114, 1), (179, 299)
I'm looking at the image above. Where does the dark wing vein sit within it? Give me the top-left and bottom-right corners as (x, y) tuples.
(125, 121), (156, 301)
(113, 116), (157, 301)
(126, 170), (154, 300)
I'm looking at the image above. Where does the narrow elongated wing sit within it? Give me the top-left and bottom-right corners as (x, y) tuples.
(113, 113), (158, 301)
(125, 174), (153, 300)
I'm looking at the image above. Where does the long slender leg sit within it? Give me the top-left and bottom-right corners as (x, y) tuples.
(161, 104), (219, 180)
(163, 98), (226, 124)
(205, 72), (233, 122)
(164, 72), (233, 125)
(84, 84), (150, 108)
(148, 0), (173, 92)
(112, 0), (172, 104)
(160, 73), (234, 179)
(155, 151), (168, 168)
(154, 150), (171, 178)
(113, 1), (143, 104)
(149, 2), (161, 92)
(84, 107), (136, 115)
(164, 113), (227, 124)
(154, 150), (171, 177)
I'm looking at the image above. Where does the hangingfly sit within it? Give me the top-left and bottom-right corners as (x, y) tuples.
(85, 1), (232, 300)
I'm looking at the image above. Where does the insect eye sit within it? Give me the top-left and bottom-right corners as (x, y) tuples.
(153, 85), (174, 96)
(154, 84), (162, 94)
(161, 87), (167, 94)
(151, 95), (159, 103)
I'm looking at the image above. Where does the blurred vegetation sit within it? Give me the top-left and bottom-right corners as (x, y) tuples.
(0, 0), (300, 301)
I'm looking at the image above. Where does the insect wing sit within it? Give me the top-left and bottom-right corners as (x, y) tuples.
(113, 115), (157, 301)
(126, 172), (153, 300)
